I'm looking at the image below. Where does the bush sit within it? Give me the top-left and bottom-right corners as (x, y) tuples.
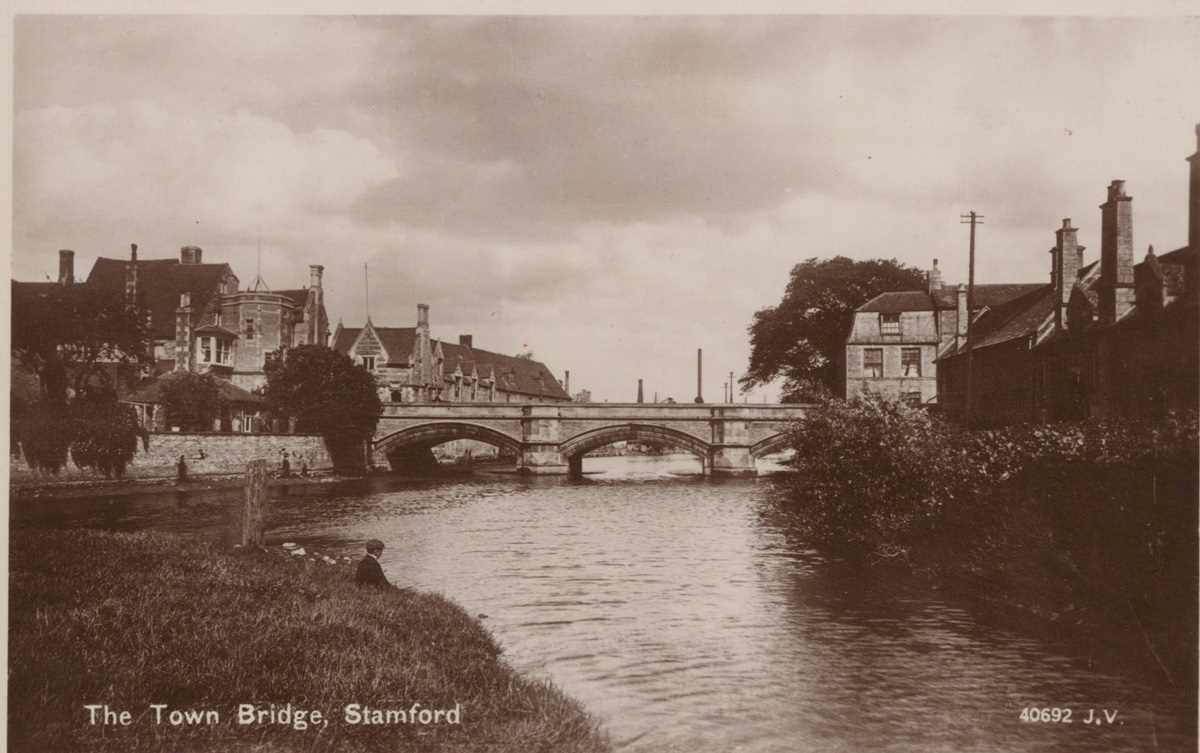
(69, 393), (144, 479)
(15, 400), (72, 475)
(783, 394), (1198, 562)
(160, 372), (224, 431)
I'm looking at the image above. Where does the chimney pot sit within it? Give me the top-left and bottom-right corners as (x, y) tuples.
(180, 293), (191, 308)
(58, 249), (75, 285)
(927, 258), (943, 293)
(180, 245), (203, 264)
(309, 264), (324, 288)
(459, 334), (473, 348)
(130, 243), (138, 261)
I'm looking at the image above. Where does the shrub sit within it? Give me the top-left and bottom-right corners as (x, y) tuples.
(160, 372), (224, 431)
(69, 393), (144, 479)
(15, 400), (72, 475)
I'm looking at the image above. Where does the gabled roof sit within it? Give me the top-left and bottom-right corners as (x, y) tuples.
(332, 326), (418, 366)
(930, 284), (1046, 309)
(86, 257), (233, 339)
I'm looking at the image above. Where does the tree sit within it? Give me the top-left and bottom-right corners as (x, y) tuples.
(160, 372), (224, 431)
(741, 257), (926, 401)
(262, 345), (382, 473)
(68, 389), (144, 479)
(11, 282), (150, 405)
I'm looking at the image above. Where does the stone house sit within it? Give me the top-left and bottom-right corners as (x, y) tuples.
(16, 243), (331, 431)
(937, 125), (1198, 425)
(845, 259), (1040, 405)
(332, 304), (571, 404)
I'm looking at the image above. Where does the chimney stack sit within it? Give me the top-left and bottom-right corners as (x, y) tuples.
(637, 378), (644, 404)
(58, 249), (74, 285)
(695, 348), (704, 403)
(416, 304), (432, 390)
(927, 258), (942, 294)
(309, 264), (324, 289)
(459, 334), (473, 348)
(564, 370), (570, 396)
(1052, 218), (1083, 331)
(1099, 180), (1135, 324)
(955, 284), (968, 348)
(125, 244), (139, 306)
(180, 245), (203, 264)
(175, 293), (193, 372)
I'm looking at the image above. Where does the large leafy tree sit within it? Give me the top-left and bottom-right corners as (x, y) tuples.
(742, 257), (926, 401)
(262, 345), (382, 473)
(160, 372), (225, 432)
(11, 282), (150, 404)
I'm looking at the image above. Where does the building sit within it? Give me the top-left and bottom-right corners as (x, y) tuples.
(937, 126), (1198, 425)
(14, 243), (330, 431)
(845, 259), (1041, 405)
(332, 304), (571, 404)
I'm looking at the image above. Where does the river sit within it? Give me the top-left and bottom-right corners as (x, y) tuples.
(12, 455), (1195, 752)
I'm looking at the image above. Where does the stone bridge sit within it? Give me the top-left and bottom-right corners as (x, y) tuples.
(372, 403), (810, 476)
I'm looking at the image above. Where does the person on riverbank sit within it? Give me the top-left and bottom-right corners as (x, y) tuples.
(354, 539), (393, 589)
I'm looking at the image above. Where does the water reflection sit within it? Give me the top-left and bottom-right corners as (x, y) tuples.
(10, 455), (1194, 752)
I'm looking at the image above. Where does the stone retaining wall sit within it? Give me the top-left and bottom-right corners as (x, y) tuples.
(11, 433), (333, 481)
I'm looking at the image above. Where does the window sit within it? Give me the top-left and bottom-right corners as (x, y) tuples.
(901, 347), (921, 377)
(863, 348), (883, 378)
(216, 338), (231, 365)
(199, 336), (231, 365)
(245, 318), (256, 340)
(360, 355), (376, 371)
(880, 313), (901, 337)
(200, 337), (213, 364)
(902, 391), (923, 407)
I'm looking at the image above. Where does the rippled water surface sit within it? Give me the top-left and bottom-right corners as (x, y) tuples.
(14, 456), (1196, 752)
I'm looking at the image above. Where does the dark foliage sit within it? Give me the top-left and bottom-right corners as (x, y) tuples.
(11, 282), (150, 405)
(263, 345), (382, 473)
(160, 372), (225, 431)
(742, 257), (925, 401)
(781, 396), (1199, 676)
(68, 391), (144, 479)
(15, 400), (72, 474)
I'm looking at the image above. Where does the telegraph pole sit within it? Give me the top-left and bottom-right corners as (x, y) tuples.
(960, 211), (984, 425)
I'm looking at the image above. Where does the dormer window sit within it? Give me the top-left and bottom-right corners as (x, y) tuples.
(197, 335), (232, 366)
(360, 355), (376, 371)
(880, 313), (901, 337)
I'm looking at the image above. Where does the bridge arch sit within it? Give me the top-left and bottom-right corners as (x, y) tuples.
(559, 423), (712, 461)
(749, 432), (793, 459)
(374, 422), (522, 455)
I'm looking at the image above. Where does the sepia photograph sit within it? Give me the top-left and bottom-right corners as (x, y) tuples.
(6, 7), (1199, 753)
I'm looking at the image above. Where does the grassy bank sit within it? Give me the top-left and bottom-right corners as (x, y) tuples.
(8, 529), (610, 753)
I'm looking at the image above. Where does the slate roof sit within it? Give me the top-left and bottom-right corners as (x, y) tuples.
(276, 289), (310, 308)
(857, 284), (1045, 314)
(123, 372), (262, 404)
(332, 325), (569, 399)
(86, 258), (233, 339)
(944, 261), (1102, 356)
(332, 326), (417, 366)
(440, 341), (570, 400)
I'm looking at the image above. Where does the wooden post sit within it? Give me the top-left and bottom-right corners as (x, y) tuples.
(241, 459), (269, 547)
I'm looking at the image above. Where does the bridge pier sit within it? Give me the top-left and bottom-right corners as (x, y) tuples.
(708, 447), (757, 476)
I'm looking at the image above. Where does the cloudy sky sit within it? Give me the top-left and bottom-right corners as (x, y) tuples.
(12, 15), (1199, 402)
